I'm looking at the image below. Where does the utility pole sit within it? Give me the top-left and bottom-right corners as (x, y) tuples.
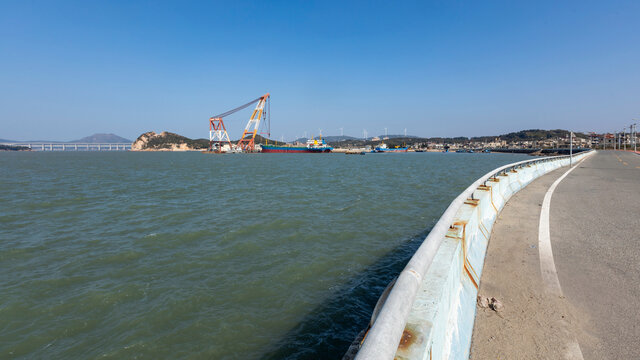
(570, 131), (573, 167)
(623, 127), (627, 151)
(633, 123), (638, 152)
(632, 124), (635, 152)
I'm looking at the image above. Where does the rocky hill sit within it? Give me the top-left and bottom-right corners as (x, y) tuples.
(471, 129), (588, 143)
(132, 131), (209, 151)
(131, 131), (284, 151)
(0, 144), (31, 151)
(328, 129), (590, 148)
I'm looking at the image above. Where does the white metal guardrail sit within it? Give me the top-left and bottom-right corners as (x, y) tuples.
(354, 150), (595, 360)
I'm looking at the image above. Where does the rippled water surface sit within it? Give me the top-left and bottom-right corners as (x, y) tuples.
(0, 151), (530, 359)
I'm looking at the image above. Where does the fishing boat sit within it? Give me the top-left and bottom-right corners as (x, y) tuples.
(373, 143), (408, 153)
(261, 138), (333, 153)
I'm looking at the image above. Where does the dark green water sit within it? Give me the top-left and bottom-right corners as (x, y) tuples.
(0, 151), (529, 359)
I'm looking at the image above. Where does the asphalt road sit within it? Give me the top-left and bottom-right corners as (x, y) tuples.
(550, 151), (640, 358)
(471, 151), (640, 359)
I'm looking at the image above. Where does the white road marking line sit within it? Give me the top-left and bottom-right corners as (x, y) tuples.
(539, 165), (580, 296)
(539, 158), (590, 360)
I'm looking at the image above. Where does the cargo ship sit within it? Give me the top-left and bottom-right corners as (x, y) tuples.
(373, 143), (408, 153)
(261, 138), (333, 153)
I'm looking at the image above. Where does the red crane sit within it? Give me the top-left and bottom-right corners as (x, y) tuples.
(208, 93), (270, 153)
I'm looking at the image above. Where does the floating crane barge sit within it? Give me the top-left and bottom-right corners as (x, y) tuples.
(206, 93), (332, 153)
(208, 93), (270, 153)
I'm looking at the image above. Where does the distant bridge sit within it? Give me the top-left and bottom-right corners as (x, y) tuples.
(0, 143), (132, 151)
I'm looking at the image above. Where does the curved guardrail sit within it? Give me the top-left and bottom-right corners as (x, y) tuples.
(354, 150), (595, 360)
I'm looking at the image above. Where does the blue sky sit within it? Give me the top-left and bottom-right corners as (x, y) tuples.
(1, 0), (639, 141)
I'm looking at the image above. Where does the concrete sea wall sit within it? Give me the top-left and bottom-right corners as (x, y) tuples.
(354, 151), (594, 360)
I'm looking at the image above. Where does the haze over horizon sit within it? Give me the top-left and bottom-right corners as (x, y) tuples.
(2, 1), (639, 142)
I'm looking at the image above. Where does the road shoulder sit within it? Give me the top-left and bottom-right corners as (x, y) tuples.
(469, 166), (587, 360)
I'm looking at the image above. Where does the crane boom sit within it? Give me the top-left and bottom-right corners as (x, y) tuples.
(237, 93), (270, 152)
(211, 96), (263, 119)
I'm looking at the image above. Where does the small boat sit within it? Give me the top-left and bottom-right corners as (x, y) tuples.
(345, 150), (366, 155)
(373, 143), (408, 153)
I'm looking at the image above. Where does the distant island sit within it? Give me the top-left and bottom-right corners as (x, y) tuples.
(70, 133), (132, 143)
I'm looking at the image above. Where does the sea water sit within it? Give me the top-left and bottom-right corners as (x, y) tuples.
(0, 151), (529, 359)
